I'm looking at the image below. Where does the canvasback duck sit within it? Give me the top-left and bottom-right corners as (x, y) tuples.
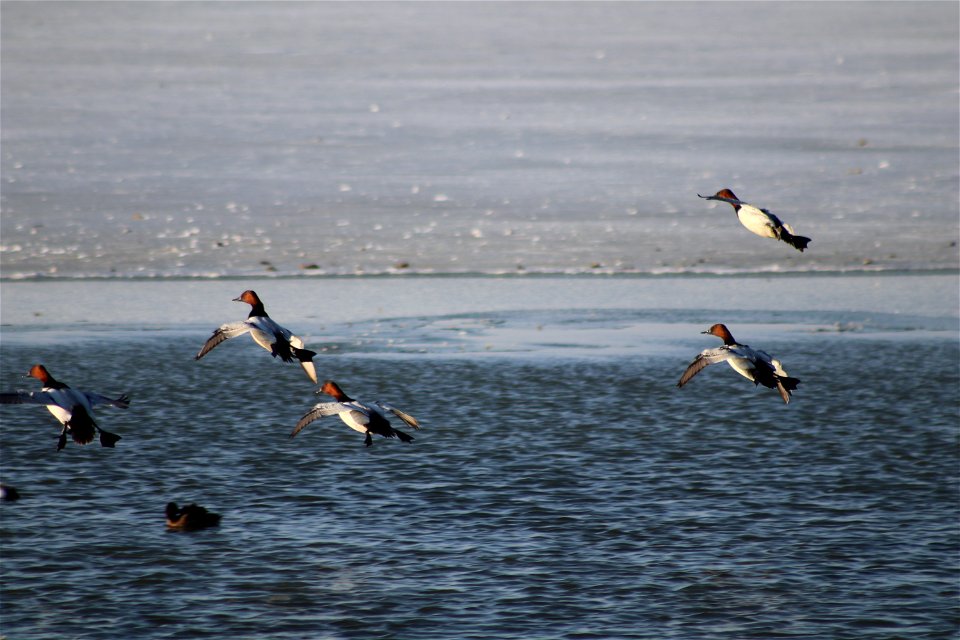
(291, 380), (420, 447)
(0, 364), (127, 450)
(196, 290), (318, 383)
(677, 324), (800, 404)
(699, 189), (811, 252)
(165, 502), (221, 530)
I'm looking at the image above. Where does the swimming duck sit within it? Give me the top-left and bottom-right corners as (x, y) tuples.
(0, 364), (127, 450)
(698, 189), (811, 252)
(165, 502), (222, 530)
(291, 380), (420, 447)
(196, 290), (318, 383)
(677, 324), (800, 404)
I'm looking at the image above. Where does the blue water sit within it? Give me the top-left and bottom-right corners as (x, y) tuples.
(1, 275), (958, 639)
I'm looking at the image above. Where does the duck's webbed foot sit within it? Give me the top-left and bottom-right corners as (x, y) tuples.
(98, 428), (122, 448)
(364, 432), (373, 447)
(56, 429), (68, 452)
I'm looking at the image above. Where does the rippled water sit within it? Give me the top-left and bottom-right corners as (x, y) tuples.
(1, 276), (957, 639)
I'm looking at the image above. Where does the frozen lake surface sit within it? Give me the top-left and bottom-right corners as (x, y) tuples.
(1, 2), (958, 278)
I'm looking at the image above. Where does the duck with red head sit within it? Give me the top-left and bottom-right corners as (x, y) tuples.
(677, 324), (800, 404)
(698, 189), (811, 252)
(0, 364), (127, 450)
(291, 380), (420, 447)
(196, 290), (318, 383)
(703, 322), (738, 345)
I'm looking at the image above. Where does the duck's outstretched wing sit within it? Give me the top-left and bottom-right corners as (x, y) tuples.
(196, 321), (251, 360)
(676, 348), (730, 388)
(83, 392), (130, 409)
(1, 388), (127, 411)
(290, 402), (350, 438)
(0, 390), (58, 406)
(374, 401), (420, 430)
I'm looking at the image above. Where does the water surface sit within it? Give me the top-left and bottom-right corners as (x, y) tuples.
(1, 275), (957, 639)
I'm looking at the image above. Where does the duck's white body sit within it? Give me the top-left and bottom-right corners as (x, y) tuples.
(735, 202), (788, 241)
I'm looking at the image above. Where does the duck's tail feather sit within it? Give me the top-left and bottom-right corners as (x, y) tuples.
(780, 228), (811, 252)
(197, 510), (222, 527)
(67, 405), (97, 445)
(778, 376), (801, 391)
(394, 429), (414, 444)
(293, 346), (317, 362)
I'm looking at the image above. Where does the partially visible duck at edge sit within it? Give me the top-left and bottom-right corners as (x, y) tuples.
(698, 188), (811, 252)
(165, 502), (222, 530)
(291, 380), (420, 447)
(196, 290), (318, 384)
(0, 364), (128, 451)
(677, 324), (800, 404)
